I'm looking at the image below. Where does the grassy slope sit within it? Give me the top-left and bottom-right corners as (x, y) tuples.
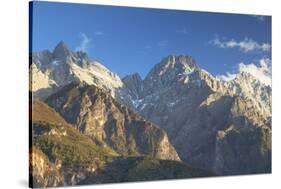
(32, 100), (70, 126)
(31, 100), (117, 167)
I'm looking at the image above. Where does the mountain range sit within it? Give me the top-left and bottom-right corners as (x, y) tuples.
(30, 41), (271, 187)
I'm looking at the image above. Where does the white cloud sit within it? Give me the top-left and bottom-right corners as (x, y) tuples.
(211, 36), (271, 53)
(75, 33), (91, 52)
(218, 58), (272, 86)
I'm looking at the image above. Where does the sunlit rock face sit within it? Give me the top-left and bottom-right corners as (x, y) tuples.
(45, 82), (180, 161)
(121, 55), (271, 175)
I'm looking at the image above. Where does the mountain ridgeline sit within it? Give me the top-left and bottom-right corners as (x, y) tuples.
(30, 41), (271, 187)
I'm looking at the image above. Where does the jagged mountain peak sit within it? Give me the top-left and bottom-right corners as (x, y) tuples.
(145, 55), (198, 81)
(53, 40), (71, 60)
(122, 73), (142, 82)
(140, 55), (218, 95)
(233, 71), (271, 88)
(121, 73), (144, 99)
(228, 71), (271, 93)
(54, 40), (68, 50)
(160, 54), (198, 70)
(235, 71), (257, 81)
(32, 40), (124, 99)
(224, 70), (272, 118)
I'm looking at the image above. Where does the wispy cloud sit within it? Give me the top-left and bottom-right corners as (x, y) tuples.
(75, 33), (91, 52)
(94, 31), (104, 35)
(158, 40), (169, 47)
(210, 36), (271, 53)
(218, 58), (272, 86)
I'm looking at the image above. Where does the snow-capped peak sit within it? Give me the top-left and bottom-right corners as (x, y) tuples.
(31, 41), (123, 99)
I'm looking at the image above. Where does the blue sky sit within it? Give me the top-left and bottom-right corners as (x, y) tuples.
(31, 1), (271, 79)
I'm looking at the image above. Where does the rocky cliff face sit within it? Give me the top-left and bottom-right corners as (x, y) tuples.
(122, 73), (144, 99)
(121, 55), (271, 175)
(45, 82), (180, 161)
(225, 72), (271, 119)
(214, 125), (271, 175)
(29, 147), (64, 187)
(31, 100), (117, 187)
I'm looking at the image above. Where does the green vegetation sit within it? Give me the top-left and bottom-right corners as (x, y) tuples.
(33, 134), (112, 166)
(32, 121), (118, 166)
(79, 156), (213, 185)
(126, 134), (139, 156)
(126, 157), (212, 181)
(32, 100), (70, 126)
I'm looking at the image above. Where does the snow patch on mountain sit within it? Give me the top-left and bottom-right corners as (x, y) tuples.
(51, 60), (63, 66)
(31, 41), (123, 99)
(132, 99), (144, 108)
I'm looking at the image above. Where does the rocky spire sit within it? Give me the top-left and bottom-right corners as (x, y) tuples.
(145, 55), (198, 81)
(122, 73), (144, 98)
(53, 40), (71, 60)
